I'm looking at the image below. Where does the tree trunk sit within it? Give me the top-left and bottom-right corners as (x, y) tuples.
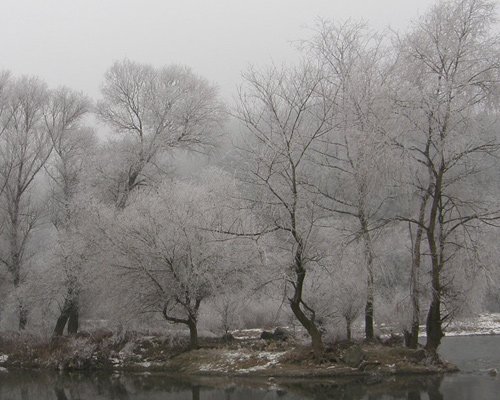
(67, 302), (79, 334)
(53, 308), (70, 337)
(425, 168), (444, 353)
(53, 291), (79, 336)
(364, 294), (374, 341)
(289, 240), (324, 358)
(187, 318), (198, 349)
(363, 247), (374, 343)
(289, 271), (324, 357)
(346, 317), (352, 342)
(162, 300), (201, 350)
(407, 188), (430, 349)
(425, 292), (444, 353)
(290, 299), (324, 357)
(360, 213), (375, 341)
(18, 304), (28, 330)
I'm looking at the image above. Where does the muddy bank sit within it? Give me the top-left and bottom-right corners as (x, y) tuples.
(0, 329), (458, 378)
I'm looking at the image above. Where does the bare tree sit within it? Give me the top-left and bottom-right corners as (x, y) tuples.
(304, 20), (394, 340)
(235, 63), (336, 357)
(106, 173), (246, 349)
(392, 0), (500, 353)
(43, 87), (93, 336)
(96, 59), (226, 208)
(0, 76), (53, 329)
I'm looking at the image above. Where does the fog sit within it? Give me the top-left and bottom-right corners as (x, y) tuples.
(1, 0), (435, 99)
(0, 0), (498, 358)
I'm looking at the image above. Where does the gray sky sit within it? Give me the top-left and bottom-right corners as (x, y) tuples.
(1, 0), (437, 100)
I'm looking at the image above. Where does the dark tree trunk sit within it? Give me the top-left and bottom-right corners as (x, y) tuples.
(290, 299), (324, 357)
(289, 243), (324, 358)
(425, 168), (444, 353)
(162, 299), (201, 350)
(18, 304), (28, 331)
(187, 318), (198, 349)
(364, 298), (374, 341)
(407, 189), (430, 349)
(425, 294), (444, 353)
(359, 212), (375, 341)
(53, 311), (70, 337)
(346, 317), (352, 342)
(53, 294), (79, 337)
(67, 303), (79, 334)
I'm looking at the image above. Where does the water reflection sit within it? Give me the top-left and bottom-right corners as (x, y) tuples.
(283, 375), (445, 400)
(3, 335), (500, 399)
(0, 370), (456, 400)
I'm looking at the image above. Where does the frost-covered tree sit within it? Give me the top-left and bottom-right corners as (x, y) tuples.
(43, 87), (94, 336)
(96, 60), (226, 208)
(105, 172), (248, 348)
(392, 0), (500, 352)
(235, 63), (337, 357)
(304, 20), (395, 341)
(0, 76), (53, 329)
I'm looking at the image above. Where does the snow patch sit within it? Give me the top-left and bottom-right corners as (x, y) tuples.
(444, 313), (500, 337)
(198, 350), (287, 374)
(237, 351), (287, 374)
(137, 361), (151, 368)
(0, 354), (8, 364)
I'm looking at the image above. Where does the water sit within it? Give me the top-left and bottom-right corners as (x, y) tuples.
(0, 335), (499, 399)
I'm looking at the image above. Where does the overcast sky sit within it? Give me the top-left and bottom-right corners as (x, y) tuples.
(1, 0), (438, 100)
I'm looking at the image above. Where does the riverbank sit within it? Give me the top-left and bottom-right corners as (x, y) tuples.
(0, 329), (458, 377)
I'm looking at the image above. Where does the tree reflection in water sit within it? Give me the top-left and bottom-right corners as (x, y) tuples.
(0, 370), (455, 400)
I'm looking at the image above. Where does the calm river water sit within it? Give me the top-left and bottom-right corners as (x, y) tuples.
(0, 335), (499, 399)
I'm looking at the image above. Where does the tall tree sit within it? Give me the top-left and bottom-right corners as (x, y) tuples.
(236, 63), (336, 357)
(0, 76), (53, 329)
(43, 87), (93, 336)
(304, 20), (394, 340)
(393, 0), (500, 353)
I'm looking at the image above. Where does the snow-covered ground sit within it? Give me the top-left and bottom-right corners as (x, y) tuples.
(443, 313), (500, 337)
(198, 350), (287, 374)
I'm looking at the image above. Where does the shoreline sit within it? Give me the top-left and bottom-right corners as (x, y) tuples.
(0, 330), (461, 378)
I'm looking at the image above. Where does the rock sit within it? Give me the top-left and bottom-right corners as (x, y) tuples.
(488, 368), (498, 376)
(343, 345), (366, 368)
(273, 327), (290, 341)
(260, 328), (290, 341)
